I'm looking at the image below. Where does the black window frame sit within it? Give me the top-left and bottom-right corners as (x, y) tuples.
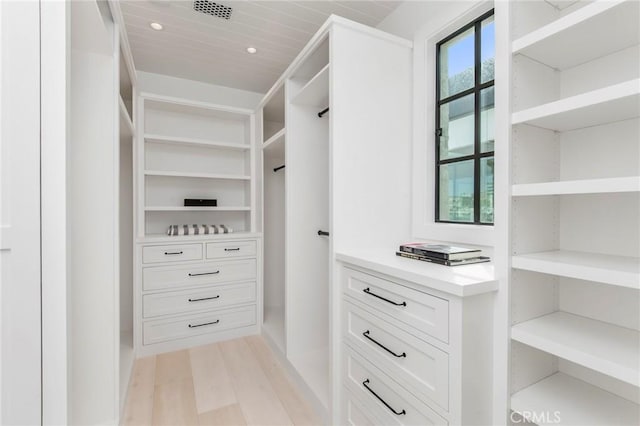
(435, 9), (495, 225)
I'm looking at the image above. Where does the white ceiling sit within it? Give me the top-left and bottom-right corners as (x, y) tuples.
(120, 0), (402, 93)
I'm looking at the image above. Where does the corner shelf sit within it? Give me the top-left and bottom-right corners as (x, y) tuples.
(512, 176), (640, 196)
(511, 79), (640, 131)
(512, 0), (640, 70)
(291, 64), (329, 107)
(144, 206), (251, 212)
(145, 134), (250, 151)
(263, 128), (285, 150)
(512, 311), (639, 386)
(511, 250), (640, 290)
(511, 373), (640, 426)
(144, 170), (251, 180)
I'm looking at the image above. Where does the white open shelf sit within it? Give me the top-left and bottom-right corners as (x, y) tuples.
(512, 250), (640, 289)
(512, 176), (640, 196)
(512, 0), (640, 70)
(511, 373), (640, 426)
(263, 128), (285, 150)
(512, 311), (640, 386)
(119, 95), (134, 137)
(512, 79), (640, 131)
(144, 170), (251, 180)
(145, 134), (250, 151)
(291, 64), (329, 107)
(138, 232), (260, 244)
(145, 206), (250, 212)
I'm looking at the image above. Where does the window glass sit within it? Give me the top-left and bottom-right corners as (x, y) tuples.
(481, 16), (495, 83)
(439, 94), (475, 160)
(439, 27), (475, 99)
(438, 160), (474, 223)
(480, 86), (495, 153)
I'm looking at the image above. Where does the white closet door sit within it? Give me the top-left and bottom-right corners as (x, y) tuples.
(0, 1), (42, 423)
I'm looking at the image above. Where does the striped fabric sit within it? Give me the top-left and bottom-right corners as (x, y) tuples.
(166, 224), (234, 236)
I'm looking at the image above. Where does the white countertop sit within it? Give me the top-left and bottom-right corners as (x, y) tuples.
(336, 248), (498, 297)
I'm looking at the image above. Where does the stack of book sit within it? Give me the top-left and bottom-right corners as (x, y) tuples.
(396, 242), (490, 266)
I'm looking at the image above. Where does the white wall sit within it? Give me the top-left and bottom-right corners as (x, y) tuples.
(137, 71), (264, 109)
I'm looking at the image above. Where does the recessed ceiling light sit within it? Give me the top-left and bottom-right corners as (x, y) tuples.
(246, 47), (257, 54)
(150, 22), (164, 31)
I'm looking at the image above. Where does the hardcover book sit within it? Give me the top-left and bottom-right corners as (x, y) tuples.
(399, 242), (481, 261)
(395, 251), (490, 266)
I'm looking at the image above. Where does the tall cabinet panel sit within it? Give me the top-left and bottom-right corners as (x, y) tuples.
(506, 1), (640, 424)
(259, 16), (413, 420)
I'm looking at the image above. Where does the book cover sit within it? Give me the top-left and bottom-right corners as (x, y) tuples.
(399, 242), (481, 260)
(396, 251), (490, 266)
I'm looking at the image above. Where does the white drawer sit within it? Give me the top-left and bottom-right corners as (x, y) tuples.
(206, 240), (256, 259)
(143, 258), (257, 292)
(143, 281), (256, 318)
(343, 300), (449, 410)
(343, 346), (448, 426)
(142, 243), (203, 264)
(343, 268), (449, 343)
(343, 389), (378, 426)
(143, 304), (256, 345)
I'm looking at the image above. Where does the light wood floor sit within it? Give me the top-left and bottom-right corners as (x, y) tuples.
(122, 335), (322, 426)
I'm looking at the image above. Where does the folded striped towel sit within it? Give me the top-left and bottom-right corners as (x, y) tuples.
(166, 224), (234, 236)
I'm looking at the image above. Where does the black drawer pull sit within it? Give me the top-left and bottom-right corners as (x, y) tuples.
(224, 248), (240, 252)
(188, 319), (220, 328)
(188, 271), (220, 277)
(363, 330), (406, 358)
(362, 379), (406, 416)
(363, 288), (406, 306)
(164, 251), (183, 255)
(188, 295), (220, 302)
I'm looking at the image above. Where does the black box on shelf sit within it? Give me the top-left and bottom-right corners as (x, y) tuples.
(184, 198), (217, 207)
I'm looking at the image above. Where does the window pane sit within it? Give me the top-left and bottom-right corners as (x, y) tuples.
(481, 16), (495, 83)
(439, 160), (474, 222)
(480, 87), (495, 153)
(480, 157), (494, 223)
(439, 27), (475, 99)
(439, 94), (474, 160)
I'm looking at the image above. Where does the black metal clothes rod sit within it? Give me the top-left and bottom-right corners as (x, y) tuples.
(317, 230), (330, 236)
(318, 107), (329, 118)
(273, 165), (285, 172)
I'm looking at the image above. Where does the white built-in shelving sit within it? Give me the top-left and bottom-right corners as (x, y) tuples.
(512, 312), (640, 386)
(511, 79), (640, 131)
(512, 176), (640, 196)
(119, 95), (134, 137)
(511, 373), (640, 426)
(262, 128), (285, 151)
(291, 63), (330, 107)
(507, 0), (640, 423)
(512, 250), (640, 290)
(137, 94), (255, 238)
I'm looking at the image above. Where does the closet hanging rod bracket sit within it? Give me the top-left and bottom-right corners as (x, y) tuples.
(318, 107), (329, 118)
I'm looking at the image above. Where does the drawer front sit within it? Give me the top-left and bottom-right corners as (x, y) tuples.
(343, 390), (377, 426)
(343, 346), (448, 426)
(343, 268), (449, 343)
(143, 258), (257, 292)
(143, 305), (256, 345)
(206, 240), (257, 259)
(143, 281), (256, 318)
(143, 243), (202, 264)
(343, 301), (449, 410)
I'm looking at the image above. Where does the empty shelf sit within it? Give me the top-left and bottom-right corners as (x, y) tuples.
(511, 373), (640, 426)
(145, 134), (250, 150)
(512, 176), (640, 196)
(291, 64), (329, 107)
(144, 170), (251, 180)
(512, 0), (640, 70)
(512, 79), (640, 131)
(119, 96), (134, 137)
(512, 312), (639, 386)
(512, 250), (640, 289)
(263, 128), (285, 150)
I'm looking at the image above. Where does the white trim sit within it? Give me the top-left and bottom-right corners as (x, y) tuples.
(140, 92), (254, 116)
(411, 1), (496, 247)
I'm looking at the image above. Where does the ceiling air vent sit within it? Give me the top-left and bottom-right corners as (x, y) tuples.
(193, 0), (233, 20)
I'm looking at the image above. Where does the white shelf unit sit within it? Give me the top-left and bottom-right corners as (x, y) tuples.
(137, 94), (256, 238)
(508, 1), (640, 423)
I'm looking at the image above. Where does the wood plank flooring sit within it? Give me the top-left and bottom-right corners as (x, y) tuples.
(122, 336), (321, 426)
